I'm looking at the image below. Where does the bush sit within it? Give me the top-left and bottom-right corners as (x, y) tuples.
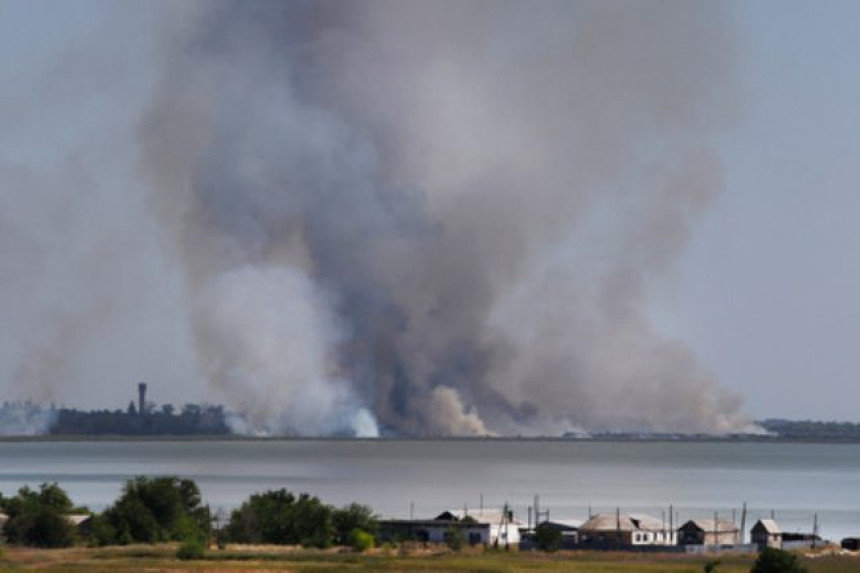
(349, 528), (375, 552)
(751, 548), (808, 573)
(534, 522), (562, 552)
(444, 526), (465, 551)
(176, 539), (205, 560)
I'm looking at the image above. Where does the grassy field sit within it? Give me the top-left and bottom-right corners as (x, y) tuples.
(2, 545), (860, 573)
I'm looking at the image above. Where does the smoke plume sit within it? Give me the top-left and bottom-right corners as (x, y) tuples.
(134, 0), (750, 436)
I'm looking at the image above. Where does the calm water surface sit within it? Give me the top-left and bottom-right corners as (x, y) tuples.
(0, 439), (857, 540)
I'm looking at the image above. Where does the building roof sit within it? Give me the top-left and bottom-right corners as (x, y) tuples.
(580, 513), (668, 533)
(437, 509), (524, 527)
(681, 519), (739, 533)
(753, 519), (781, 534)
(580, 513), (638, 532)
(629, 514), (667, 532)
(381, 518), (489, 529)
(544, 519), (582, 531)
(65, 514), (92, 526)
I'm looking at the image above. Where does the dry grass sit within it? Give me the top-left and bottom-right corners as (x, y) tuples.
(1, 544), (858, 573)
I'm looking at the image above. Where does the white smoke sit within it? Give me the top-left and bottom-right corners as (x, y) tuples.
(196, 265), (375, 436)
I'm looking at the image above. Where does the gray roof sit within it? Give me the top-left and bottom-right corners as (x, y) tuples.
(581, 513), (636, 532)
(753, 519), (781, 534)
(681, 519), (739, 533)
(439, 509), (524, 527)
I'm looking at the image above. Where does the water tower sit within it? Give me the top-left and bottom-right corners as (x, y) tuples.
(138, 382), (147, 415)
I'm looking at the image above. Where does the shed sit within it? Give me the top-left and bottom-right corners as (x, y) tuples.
(751, 519), (782, 550)
(678, 519), (741, 546)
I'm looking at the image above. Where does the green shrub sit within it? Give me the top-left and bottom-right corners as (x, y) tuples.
(751, 548), (807, 573)
(444, 526), (465, 551)
(176, 539), (205, 560)
(349, 528), (375, 552)
(534, 522), (562, 552)
(332, 503), (378, 545)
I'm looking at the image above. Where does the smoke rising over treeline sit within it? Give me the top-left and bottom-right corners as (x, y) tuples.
(2, 1), (751, 436)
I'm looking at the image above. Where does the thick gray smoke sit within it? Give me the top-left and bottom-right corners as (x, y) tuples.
(138, 0), (749, 436)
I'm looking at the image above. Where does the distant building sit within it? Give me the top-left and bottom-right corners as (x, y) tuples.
(842, 537), (860, 551)
(0, 512), (7, 537)
(579, 513), (676, 548)
(678, 518), (741, 547)
(379, 508), (522, 548)
(751, 519), (782, 550)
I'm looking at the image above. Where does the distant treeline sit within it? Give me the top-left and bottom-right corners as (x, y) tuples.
(51, 404), (231, 436)
(0, 401), (231, 436)
(758, 418), (860, 441)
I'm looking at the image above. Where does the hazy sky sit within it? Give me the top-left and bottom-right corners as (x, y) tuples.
(1, 1), (858, 423)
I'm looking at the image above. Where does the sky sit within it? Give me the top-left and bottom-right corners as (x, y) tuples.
(659, 0), (860, 420)
(0, 1), (858, 427)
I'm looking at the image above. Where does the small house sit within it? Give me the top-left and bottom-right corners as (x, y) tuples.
(435, 509), (522, 547)
(379, 518), (490, 546)
(379, 507), (522, 548)
(578, 512), (676, 548)
(678, 518), (741, 547)
(751, 519), (782, 550)
(842, 537), (860, 551)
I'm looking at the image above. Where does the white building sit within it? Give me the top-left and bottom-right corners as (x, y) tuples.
(436, 509), (523, 547)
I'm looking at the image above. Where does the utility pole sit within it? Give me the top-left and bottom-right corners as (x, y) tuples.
(740, 502), (747, 545)
(813, 513), (819, 549)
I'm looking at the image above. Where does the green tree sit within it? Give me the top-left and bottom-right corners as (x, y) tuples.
(751, 548), (808, 573)
(1, 483), (77, 548)
(99, 476), (207, 545)
(332, 503), (378, 545)
(225, 489), (335, 548)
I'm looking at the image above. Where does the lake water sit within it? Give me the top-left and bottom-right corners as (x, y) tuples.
(0, 439), (857, 541)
